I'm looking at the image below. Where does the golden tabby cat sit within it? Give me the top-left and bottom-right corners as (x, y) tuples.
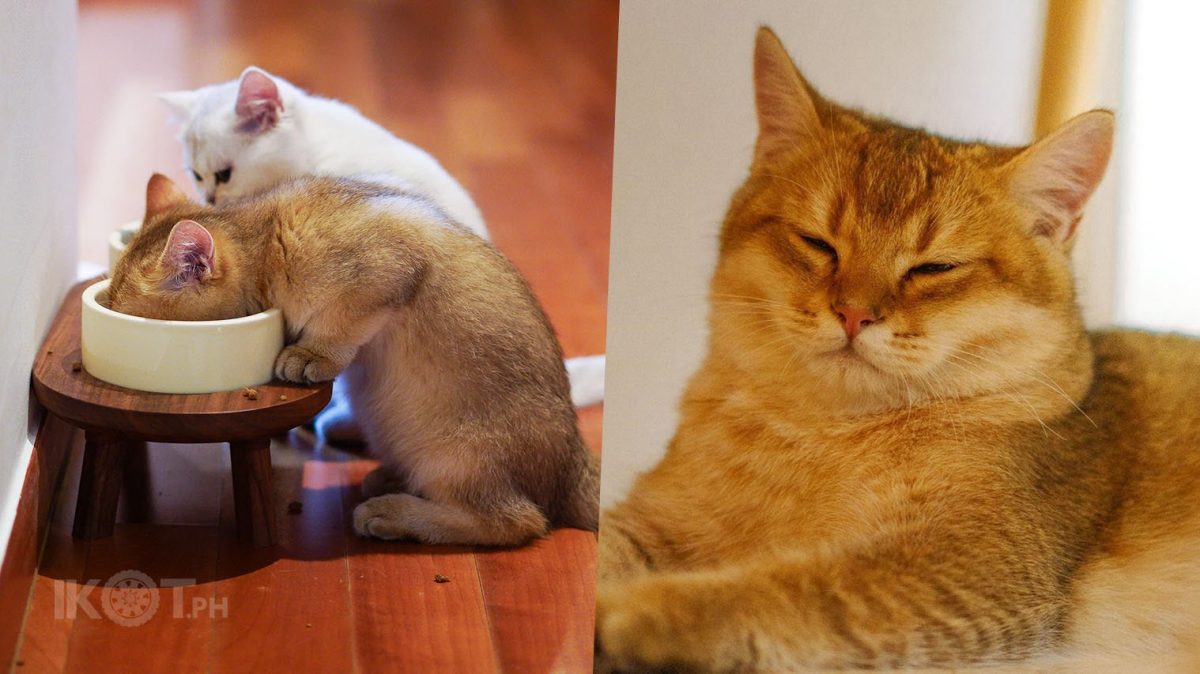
(109, 173), (599, 545)
(596, 28), (1200, 672)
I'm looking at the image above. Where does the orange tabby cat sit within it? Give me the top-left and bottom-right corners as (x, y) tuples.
(596, 28), (1200, 672)
(109, 173), (599, 545)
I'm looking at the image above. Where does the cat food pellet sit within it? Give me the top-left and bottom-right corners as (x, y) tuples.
(71, 361), (82, 372)
(241, 387), (258, 400)
(287, 501), (303, 514)
(433, 574), (450, 584)
(305, 623), (312, 629)
(278, 394), (288, 401)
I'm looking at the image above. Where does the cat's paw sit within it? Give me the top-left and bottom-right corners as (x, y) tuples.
(275, 345), (341, 384)
(596, 577), (727, 673)
(596, 584), (678, 672)
(352, 494), (415, 540)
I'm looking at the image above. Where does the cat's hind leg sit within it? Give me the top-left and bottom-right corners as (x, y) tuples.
(352, 493), (548, 546)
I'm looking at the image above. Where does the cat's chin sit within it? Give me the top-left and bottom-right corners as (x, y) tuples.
(796, 349), (910, 413)
(825, 344), (877, 368)
(816, 339), (904, 380)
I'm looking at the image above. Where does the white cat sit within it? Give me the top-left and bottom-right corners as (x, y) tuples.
(159, 67), (605, 411)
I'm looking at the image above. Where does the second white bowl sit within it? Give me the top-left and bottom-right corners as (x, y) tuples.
(107, 220), (140, 273)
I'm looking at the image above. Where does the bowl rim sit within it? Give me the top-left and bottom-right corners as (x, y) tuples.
(108, 220), (142, 247)
(83, 278), (281, 329)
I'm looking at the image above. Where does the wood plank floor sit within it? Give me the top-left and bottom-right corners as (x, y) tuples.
(17, 0), (614, 671)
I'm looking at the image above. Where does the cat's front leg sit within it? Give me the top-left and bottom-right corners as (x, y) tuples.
(597, 529), (1066, 672)
(274, 303), (393, 385)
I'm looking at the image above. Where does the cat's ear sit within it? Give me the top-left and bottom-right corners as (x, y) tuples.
(753, 27), (822, 165)
(235, 66), (283, 134)
(145, 173), (192, 219)
(1005, 110), (1114, 247)
(160, 220), (216, 289)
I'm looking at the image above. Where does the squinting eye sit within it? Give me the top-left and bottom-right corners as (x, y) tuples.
(214, 167), (232, 184)
(800, 235), (838, 263)
(190, 169), (202, 182)
(907, 262), (958, 277)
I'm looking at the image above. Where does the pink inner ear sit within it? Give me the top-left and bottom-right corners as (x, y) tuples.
(162, 220), (216, 289)
(235, 69), (282, 133)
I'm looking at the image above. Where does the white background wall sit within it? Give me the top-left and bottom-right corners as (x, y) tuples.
(0, 0), (78, 554)
(601, 0), (1087, 505)
(1116, 2), (1200, 332)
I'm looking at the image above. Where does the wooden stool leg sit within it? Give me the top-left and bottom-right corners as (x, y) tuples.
(74, 431), (132, 540)
(119, 440), (153, 523)
(230, 439), (277, 547)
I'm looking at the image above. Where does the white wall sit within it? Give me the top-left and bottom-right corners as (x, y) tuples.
(1116, 2), (1200, 333)
(602, 0), (1059, 505)
(0, 0), (78, 554)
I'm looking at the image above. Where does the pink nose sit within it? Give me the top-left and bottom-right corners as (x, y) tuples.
(834, 304), (880, 339)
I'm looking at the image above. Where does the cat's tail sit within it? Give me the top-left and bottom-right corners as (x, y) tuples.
(566, 354), (606, 407)
(553, 444), (601, 532)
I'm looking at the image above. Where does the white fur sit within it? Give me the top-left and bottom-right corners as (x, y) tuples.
(161, 67), (486, 237)
(161, 67), (606, 406)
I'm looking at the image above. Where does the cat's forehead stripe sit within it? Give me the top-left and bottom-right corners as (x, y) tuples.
(850, 131), (940, 226)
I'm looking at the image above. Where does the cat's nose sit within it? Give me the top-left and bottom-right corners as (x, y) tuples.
(205, 192), (216, 205)
(833, 304), (880, 339)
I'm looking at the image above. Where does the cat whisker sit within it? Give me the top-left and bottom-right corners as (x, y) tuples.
(711, 293), (811, 312)
(781, 338), (808, 377)
(916, 374), (966, 444)
(897, 372), (917, 437)
(711, 301), (820, 324)
(741, 330), (810, 362)
(738, 322), (792, 347)
(712, 303), (807, 319)
(949, 345), (1096, 428)
(901, 333), (1097, 428)
(941, 353), (1065, 440)
(760, 173), (810, 193)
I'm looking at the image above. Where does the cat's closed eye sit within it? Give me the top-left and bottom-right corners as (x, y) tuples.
(800, 235), (838, 263)
(190, 169), (202, 182)
(906, 262), (958, 277)
(215, 167), (233, 184)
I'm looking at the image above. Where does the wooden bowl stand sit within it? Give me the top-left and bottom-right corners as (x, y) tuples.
(32, 280), (332, 547)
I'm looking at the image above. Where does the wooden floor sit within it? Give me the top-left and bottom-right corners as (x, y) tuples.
(17, 0), (614, 671)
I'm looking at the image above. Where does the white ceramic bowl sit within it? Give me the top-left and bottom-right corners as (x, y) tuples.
(81, 279), (284, 394)
(107, 220), (140, 272)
